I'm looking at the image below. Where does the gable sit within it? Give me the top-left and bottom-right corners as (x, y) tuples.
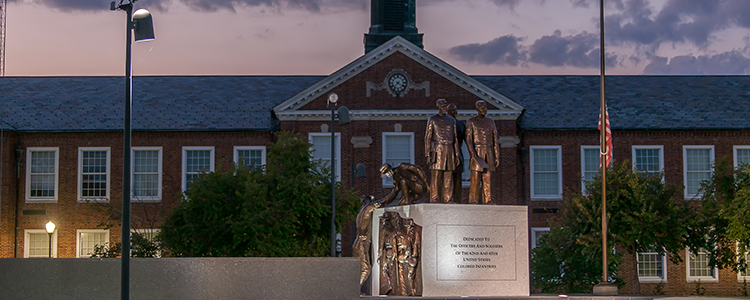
(272, 36), (524, 122)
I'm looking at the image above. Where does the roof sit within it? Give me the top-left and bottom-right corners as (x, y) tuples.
(474, 75), (750, 130)
(0, 76), (324, 132)
(2, 75), (749, 132)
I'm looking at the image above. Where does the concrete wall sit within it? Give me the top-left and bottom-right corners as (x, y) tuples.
(0, 257), (359, 300)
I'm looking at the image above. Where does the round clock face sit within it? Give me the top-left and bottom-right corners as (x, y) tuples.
(388, 73), (408, 95)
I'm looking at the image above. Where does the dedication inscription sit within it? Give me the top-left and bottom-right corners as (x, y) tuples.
(436, 225), (516, 281)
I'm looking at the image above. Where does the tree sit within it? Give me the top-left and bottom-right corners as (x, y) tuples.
(159, 131), (360, 257)
(531, 160), (698, 294)
(697, 158), (750, 274)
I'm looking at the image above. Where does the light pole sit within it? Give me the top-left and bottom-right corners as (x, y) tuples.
(45, 221), (55, 258)
(110, 1), (154, 299)
(327, 93), (350, 257)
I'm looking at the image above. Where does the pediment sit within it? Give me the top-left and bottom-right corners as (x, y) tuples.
(273, 36), (524, 121)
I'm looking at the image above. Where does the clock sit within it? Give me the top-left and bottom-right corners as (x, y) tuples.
(388, 73), (408, 96)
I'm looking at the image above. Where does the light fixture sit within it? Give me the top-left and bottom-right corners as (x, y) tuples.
(45, 221), (55, 258)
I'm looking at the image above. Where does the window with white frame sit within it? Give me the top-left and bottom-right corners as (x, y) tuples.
(734, 146), (750, 168)
(382, 133), (414, 187)
(530, 146), (562, 199)
(26, 147), (59, 202)
(531, 227), (550, 248)
(581, 146), (599, 192)
(638, 249), (667, 282)
(686, 248), (718, 282)
(78, 147), (110, 201)
(309, 133), (341, 182)
(633, 146), (664, 178)
(683, 146), (714, 199)
(461, 144), (471, 187)
(24, 230), (58, 258)
(740, 250), (750, 281)
(132, 147), (162, 201)
(77, 229), (110, 258)
(182, 147), (215, 192)
(234, 146), (266, 170)
(131, 229), (161, 258)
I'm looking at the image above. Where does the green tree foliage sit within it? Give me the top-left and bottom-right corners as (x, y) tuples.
(159, 131), (360, 257)
(532, 161), (697, 294)
(697, 158), (750, 273)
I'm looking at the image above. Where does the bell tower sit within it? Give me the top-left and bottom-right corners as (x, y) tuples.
(364, 0), (423, 53)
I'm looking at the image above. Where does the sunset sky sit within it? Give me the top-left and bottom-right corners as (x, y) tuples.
(5, 0), (750, 76)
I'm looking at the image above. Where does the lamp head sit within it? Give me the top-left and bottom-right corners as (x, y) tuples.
(133, 9), (155, 42)
(45, 221), (56, 234)
(337, 106), (351, 125)
(327, 93), (338, 105)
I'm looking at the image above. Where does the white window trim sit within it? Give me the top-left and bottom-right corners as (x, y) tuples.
(76, 229), (110, 258)
(637, 250), (668, 283)
(382, 132), (415, 188)
(530, 227), (550, 249)
(24, 229), (58, 258)
(233, 146), (267, 168)
(733, 146), (750, 169)
(309, 132), (341, 182)
(683, 145), (715, 199)
(131, 147), (163, 202)
(686, 247), (719, 282)
(25, 147), (60, 203)
(530, 146), (563, 200)
(132, 228), (161, 258)
(632, 145), (665, 182)
(78, 147), (111, 202)
(182, 146), (216, 192)
(580, 145), (599, 193)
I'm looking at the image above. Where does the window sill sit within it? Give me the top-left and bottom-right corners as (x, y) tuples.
(686, 277), (718, 283)
(78, 198), (110, 203)
(25, 198), (58, 203)
(530, 196), (563, 201)
(639, 277), (666, 283)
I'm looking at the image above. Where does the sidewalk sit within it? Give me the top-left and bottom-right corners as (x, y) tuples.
(360, 295), (746, 300)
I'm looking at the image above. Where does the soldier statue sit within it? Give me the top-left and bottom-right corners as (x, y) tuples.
(447, 103), (467, 203)
(465, 100), (500, 204)
(379, 163), (430, 205)
(353, 194), (397, 287)
(424, 99), (460, 203)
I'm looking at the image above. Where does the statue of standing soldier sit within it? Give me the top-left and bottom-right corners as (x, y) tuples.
(425, 99), (460, 203)
(465, 100), (500, 204)
(447, 104), (466, 203)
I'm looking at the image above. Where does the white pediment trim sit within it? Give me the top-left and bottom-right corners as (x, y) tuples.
(272, 36), (524, 118)
(276, 109), (520, 121)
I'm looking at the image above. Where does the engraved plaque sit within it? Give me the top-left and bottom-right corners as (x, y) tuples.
(436, 225), (516, 281)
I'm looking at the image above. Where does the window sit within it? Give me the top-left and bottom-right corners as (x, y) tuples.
(531, 227), (550, 249)
(683, 146), (714, 199)
(638, 249), (667, 282)
(581, 146), (599, 192)
(132, 229), (161, 258)
(309, 133), (341, 182)
(182, 147), (215, 192)
(738, 244), (749, 282)
(132, 147), (162, 201)
(734, 146), (750, 168)
(78, 147), (110, 202)
(26, 147), (59, 202)
(633, 146), (664, 178)
(24, 230), (58, 258)
(77, 229), (110, 258)
(234, 146), (266, 170)
(382, 133), (415, 187)
(686, 248), (718, 282)
(530, 146), (562, 199)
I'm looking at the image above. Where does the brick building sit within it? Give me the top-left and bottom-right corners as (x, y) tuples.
(2, 0), (750, 296)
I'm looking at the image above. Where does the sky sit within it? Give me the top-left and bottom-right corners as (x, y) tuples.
(5, 0), (750, 76)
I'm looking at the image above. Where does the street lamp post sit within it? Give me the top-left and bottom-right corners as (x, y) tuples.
(327, 93), (350, 257)
(110, 1), (154, 299)
(45, 221), (55, 258)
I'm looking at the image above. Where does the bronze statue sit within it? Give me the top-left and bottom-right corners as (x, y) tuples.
(447, 104), (467, 203)
(425, 99), (460, 203)
(378, 211), (422, 296)
(380, 162), (430, 205)
(353, 194), (397, 287)
(465, 100), (500, 204)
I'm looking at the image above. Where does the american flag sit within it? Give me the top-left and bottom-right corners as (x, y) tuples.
(598, 107), (613, 167)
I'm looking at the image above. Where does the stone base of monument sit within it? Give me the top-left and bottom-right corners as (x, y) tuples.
(361, 295), (653, 300)
(371, 203), (529, 297)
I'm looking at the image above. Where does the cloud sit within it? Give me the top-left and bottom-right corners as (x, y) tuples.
(528, 30), (616, 68)
(448, 35), (525, 66)
(489, 0), (521, 10)
(642, 51), (750, 75)
(18, 0), (366, 13)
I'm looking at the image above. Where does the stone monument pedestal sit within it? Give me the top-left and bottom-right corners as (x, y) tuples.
(371, 203), (529, 297)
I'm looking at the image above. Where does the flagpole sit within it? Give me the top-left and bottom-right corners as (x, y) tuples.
(593, 0), (616, 295)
